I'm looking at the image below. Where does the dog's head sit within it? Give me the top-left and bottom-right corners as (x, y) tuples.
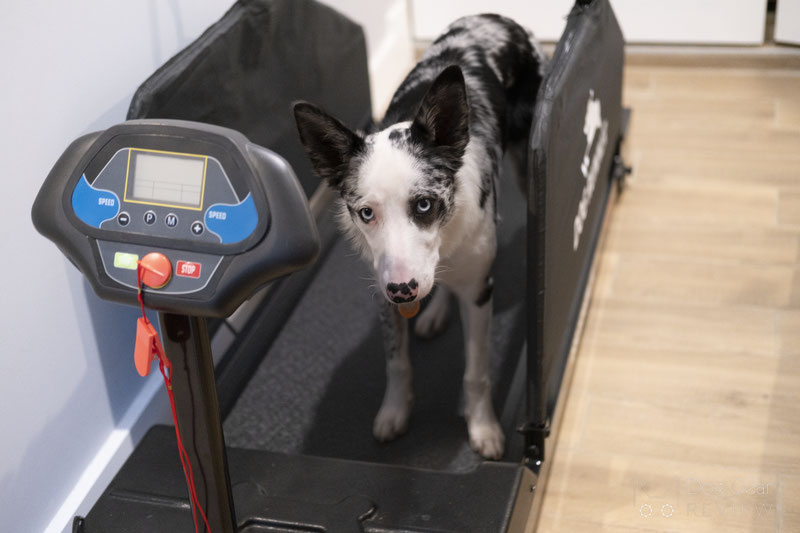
(294, 66), (469, 305)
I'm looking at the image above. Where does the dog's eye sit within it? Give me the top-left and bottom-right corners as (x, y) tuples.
(359, 207), (375, 223)
(416, 198), (432, 214)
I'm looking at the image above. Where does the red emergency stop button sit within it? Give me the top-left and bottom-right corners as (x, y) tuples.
(139, 252), (172, 288)
(176, 260), (202, 279)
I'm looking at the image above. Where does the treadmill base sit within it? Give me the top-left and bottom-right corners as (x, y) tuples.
(77, 425), (537, 532)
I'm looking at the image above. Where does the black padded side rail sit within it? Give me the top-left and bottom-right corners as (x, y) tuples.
(525, 0), (625, 452)
(124, 0), (374, 402)
(127, 0), (373, 199)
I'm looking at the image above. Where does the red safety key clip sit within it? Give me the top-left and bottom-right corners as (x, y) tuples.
(134, 253), (171, 376)
(134, 316), (164, 377)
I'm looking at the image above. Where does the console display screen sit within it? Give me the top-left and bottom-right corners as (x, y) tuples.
(126, 149), (206, 209)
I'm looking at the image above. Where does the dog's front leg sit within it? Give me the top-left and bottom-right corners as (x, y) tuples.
(457, 280), (505, 459)
(374, 299), (413, 442)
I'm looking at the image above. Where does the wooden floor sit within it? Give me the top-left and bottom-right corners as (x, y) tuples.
(531, 65), (800, 532)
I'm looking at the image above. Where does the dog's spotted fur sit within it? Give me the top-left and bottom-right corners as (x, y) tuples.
(294, 14), (546, 459)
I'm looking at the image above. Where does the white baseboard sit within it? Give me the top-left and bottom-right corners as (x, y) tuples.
(45, 377), (171, 533)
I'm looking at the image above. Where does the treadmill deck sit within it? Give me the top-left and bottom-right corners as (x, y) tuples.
(224, 168), (529, 473)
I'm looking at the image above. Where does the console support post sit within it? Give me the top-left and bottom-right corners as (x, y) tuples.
(159, 312), (236, 533)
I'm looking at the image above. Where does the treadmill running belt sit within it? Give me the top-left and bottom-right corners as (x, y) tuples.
(225, 164), (527, 473)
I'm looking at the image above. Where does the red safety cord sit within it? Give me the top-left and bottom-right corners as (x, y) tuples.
(136, 262), (213, 533)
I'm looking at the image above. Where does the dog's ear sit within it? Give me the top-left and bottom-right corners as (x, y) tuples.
(411, 65), (470, 156)
(293, 101), (364, 188)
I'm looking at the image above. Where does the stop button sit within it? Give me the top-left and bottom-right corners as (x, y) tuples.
(176, 260), (202, 279)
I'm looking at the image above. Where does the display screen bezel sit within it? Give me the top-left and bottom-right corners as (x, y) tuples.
(123, 148), (208, 211)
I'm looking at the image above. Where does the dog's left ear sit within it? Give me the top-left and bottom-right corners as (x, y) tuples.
(293, 101), (365, 190)
(411, 65), (470, 156)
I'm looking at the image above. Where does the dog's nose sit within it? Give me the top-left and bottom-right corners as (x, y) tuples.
(386, 278), (419, 303)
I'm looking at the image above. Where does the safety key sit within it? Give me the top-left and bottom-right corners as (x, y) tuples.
(134, 317), (163, 377)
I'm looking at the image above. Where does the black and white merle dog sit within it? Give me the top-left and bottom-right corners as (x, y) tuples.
(293, 14), (546, 459)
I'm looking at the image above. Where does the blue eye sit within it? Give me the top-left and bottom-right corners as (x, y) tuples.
(416, 198), (432, 214)
(359, 207), (375, 223)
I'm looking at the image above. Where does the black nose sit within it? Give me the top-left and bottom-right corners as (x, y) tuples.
(386, 278), (419, 303)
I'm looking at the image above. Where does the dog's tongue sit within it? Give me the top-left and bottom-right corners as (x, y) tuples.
(398, 300), (421, 319)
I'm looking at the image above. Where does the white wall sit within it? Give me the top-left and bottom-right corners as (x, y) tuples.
(411, 0), (768, 45)
(321, 0), (414, 113)
(0, 4), (234, 532)
(612, 0), (766, 45)
(775, 0), (800, 45)
(0, 2), (411, 532)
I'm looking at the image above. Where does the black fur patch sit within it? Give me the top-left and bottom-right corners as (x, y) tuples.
(378, 300), (404, 359)
(379, 14), (546, 216)
(388, 128), (410, 145)
(475, 276), (494, 307)
(293, 101), (366, 190)
(408, 195), (446, 229)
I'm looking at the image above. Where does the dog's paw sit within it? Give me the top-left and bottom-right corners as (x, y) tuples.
(468, 421), (505, 460)
(373, 405), (410, 442)
(414, 311), (448, 338)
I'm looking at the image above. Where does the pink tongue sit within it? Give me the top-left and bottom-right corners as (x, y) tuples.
(398, 300), (420, 318)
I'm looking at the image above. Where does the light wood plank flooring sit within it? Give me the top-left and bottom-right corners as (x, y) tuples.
(531, 65), (800, 532)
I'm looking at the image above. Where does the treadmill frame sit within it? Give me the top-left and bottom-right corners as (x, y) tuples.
(74, 0), (630, 531)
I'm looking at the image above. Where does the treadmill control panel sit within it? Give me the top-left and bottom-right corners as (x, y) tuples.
(70, 142), (260, 294)
(72, 148), (258, 246)
(33, 119), (319, 317)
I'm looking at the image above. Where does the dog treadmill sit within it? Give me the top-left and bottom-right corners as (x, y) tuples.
(72, 0), (628, 530)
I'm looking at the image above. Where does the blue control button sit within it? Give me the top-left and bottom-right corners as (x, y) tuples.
(71, 175), (120, 228)
(204, 194), (258, 244)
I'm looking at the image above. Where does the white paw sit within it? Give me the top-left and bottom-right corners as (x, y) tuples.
(373, 403), (411, 442)
(468, 420), (505, 460)
(414, 296), (450, 338)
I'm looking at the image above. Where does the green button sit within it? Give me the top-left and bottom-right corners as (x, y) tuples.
(114, 252), (139, 270)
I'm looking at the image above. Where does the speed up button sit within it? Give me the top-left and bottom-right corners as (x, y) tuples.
(204, 194), (257, 244)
